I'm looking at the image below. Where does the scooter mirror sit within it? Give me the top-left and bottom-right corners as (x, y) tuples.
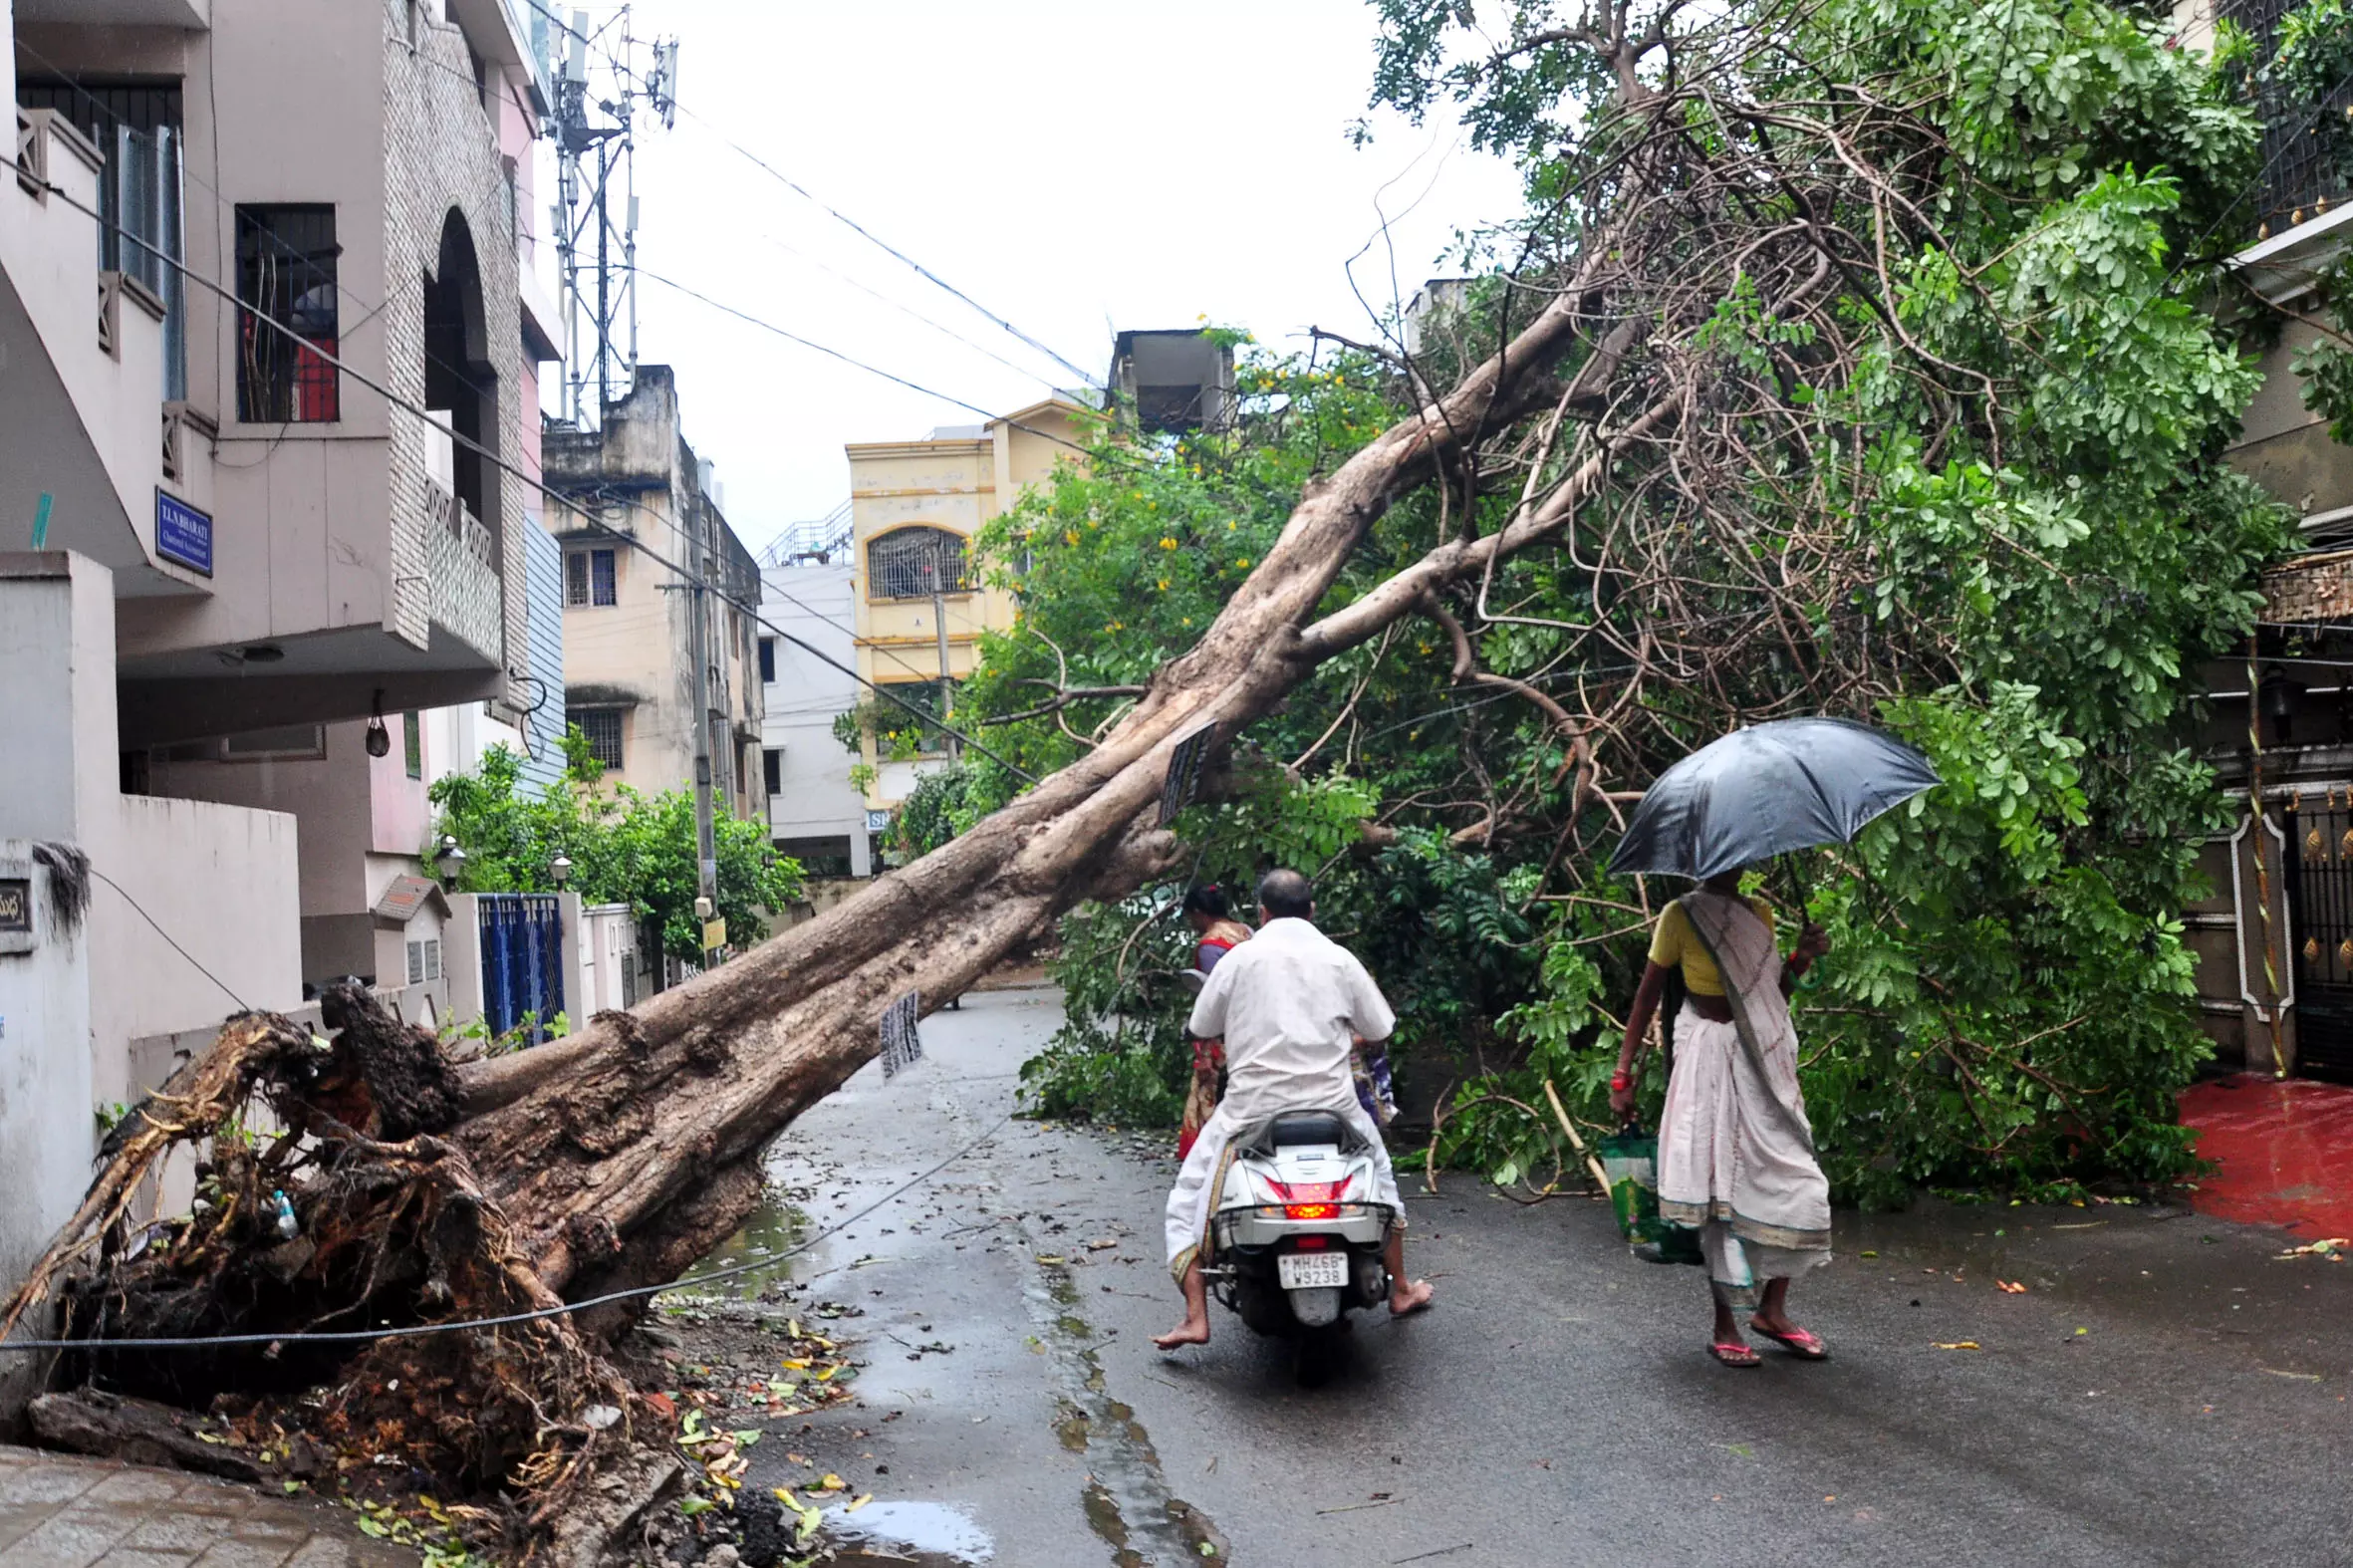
(1176, 969), (1207, 996)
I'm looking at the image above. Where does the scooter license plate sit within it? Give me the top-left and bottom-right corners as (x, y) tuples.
(1277, 1251), (1350, 1290)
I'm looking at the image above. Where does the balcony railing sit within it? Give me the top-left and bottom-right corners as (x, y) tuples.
(426, 479), (503, 662)
(160, 400), (215, 485)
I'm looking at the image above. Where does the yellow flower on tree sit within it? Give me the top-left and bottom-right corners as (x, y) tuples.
(1159, 537), (1178, 551)
(1235, 557), (1251, 569)
(1063, 529), (1079, 546)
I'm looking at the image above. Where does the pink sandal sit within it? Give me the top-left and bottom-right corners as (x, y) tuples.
(1709, 1341), (1762, 1368)
(1751, 1322), (1829, 1360)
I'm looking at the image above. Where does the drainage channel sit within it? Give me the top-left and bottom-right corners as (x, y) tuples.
(1022, 1247), (1228, 1565)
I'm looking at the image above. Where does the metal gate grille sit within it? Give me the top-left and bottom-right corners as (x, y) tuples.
(2285, 802), (2353, 1081)
(477, 894), (565, 1046)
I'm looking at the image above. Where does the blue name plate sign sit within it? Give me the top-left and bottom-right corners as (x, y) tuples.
(155, 489), (213, 577)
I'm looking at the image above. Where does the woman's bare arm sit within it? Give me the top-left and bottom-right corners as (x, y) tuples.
(1611, 961), (1672, 1116)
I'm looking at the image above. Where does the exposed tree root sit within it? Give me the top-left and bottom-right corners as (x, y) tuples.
(3, 986), (667, 1565)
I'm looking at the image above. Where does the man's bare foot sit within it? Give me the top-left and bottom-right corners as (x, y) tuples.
(1389, 1278), (1435, 1317)
(1154, 1317), (1212, 1350)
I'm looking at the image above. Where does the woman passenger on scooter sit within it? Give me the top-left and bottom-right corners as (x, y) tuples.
(1178, 887), (1253, 1162)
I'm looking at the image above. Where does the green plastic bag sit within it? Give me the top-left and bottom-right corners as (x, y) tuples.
(1597, 1127), (1703, 1266)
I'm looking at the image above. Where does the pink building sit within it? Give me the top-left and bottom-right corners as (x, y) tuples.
(0, 0), (563, 1284)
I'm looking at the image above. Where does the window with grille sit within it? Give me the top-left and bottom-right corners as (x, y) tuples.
(759, 637), (776, 683)
(570, 708), (625, 769)
(234, 204), (340, 423)
(866, 527), (972, 601)
(565, 547), (617, 607)
(2220, 0), (2353, 232)
(406, 939), (425, 985)
(877, 679), (956, 753)
(402, 711), (421, 779)
(17, 81), (186, 401)
(763, 747), (783, 794)
(424, 938), (441, 981)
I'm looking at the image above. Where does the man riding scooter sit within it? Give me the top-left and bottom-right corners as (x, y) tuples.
(1155, 868), (1436, 1350)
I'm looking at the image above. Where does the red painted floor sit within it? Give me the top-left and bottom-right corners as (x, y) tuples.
(2180, 1073), (2353, 1237)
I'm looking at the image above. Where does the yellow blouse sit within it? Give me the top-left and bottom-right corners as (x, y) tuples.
(1647, 897), (1776, 996)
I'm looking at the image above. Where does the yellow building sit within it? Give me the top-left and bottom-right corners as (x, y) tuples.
(847, 397), (1088, 807)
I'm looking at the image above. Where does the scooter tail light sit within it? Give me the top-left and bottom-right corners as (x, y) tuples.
(1292, 1235), (1331, 1250)
(1282, 1202), (1338, 1220)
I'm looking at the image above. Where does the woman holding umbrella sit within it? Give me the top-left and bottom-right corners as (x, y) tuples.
(1611, 874), (1833, 1365)
(1606, 718), (1941, 1368)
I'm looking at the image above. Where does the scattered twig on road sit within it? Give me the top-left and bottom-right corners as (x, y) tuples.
(1319, 1496), (1405, 1515)
(1393, 1545), (1474, 1564)
(1543, 1079), (1611, 1193)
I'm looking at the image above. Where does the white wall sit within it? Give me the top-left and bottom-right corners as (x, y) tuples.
(576, 900), (635, 1016)
(0, 554), (302, 1291)
(760, 560), (871, 871)
(91, 795), (302, 1108)
(0, 843), (93, 1295)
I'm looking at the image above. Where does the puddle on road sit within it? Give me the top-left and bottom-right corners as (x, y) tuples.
(825, 1499), (994, 1565)
(1082, 1480), (1143, 1568)
(681, 1190), (811, 1300)
(1054, 1399), (1091, 1452)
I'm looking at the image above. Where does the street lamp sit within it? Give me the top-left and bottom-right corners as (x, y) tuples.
(432, 834), (466, 890)
(550, 853), (573, 889)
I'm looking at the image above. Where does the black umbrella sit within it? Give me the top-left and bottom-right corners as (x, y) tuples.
(1607, 717), (1941, 881)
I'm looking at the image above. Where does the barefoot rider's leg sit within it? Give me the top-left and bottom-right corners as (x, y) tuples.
(1384, 1225), (1435, 1314)
(1155, 1258), (1212, 1349)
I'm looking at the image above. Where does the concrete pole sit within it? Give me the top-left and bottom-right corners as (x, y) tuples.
(933, 567), (957, 762)
(689, 496), (720, 958)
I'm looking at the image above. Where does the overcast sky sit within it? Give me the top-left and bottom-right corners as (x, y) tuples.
(543, 1), (1523, 556)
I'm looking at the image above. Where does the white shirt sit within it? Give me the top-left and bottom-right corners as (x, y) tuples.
(1186, 917), (1397, 1122)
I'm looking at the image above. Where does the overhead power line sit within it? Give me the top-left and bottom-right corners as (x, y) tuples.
(4, 151), (1040, 783)
(521, 0), (1100, 391)
(8, 44), (1113, 724)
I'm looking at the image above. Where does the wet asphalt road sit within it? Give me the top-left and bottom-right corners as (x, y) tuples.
(721, 985), (2353, 1567)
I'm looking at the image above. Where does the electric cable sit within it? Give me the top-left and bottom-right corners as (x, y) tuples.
(0, 1113), (1012, 1354)
(2, 153), (1040, 782)
(25, 27), (2317, 794)
(85, 867), (252, 1013)
(524, 0), (1099, 391)
(22, 20), (984, 705)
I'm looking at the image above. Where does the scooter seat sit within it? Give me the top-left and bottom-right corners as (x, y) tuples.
(1237, 1109), (1368, 1157)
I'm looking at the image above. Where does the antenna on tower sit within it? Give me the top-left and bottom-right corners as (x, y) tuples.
(548, 4), (679, 427)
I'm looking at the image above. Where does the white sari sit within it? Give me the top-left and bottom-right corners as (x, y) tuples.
(1656, 891), (1833, 1307)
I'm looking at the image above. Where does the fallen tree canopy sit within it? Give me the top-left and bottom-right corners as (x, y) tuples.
(1, 0), (2303, 1557)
